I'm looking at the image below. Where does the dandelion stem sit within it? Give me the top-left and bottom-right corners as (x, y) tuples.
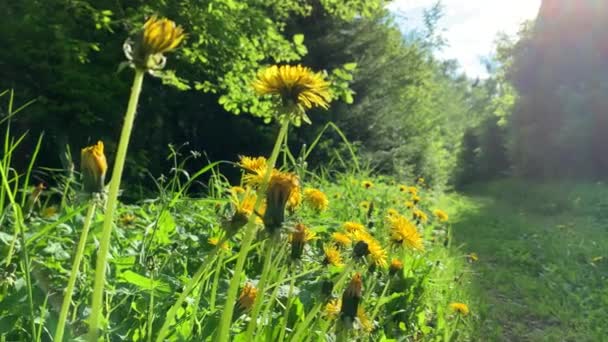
(88, 69), (145, 341)
(55, 201), (97, 342)
(277, 270), (296, 342)
(370, 278), (391, 322)
(244, 237), (276, 338)
(216, 119), (290, 341)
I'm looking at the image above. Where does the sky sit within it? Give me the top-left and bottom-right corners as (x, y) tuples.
(387, 0), (541, 78)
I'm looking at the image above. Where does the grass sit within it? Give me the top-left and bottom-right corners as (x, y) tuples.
(442, 179), (608, 341)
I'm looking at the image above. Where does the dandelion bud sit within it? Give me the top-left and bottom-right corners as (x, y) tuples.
(353, 240), (369, 259)
(234, 283), (257, 319)
(81, 141), (107, 194)
(290, 223), (315, 260)
(389, 258), (403, 276)
(123, 16), (185, 71)
(263, 171), (299, 234)
(341, 273), (362, 323)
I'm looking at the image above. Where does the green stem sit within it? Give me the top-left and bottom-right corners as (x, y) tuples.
(147, 270), (155, 342)
(216, 119), (290, 341)
(209, 252), (225, 312)
(88, 69), (145, 341)
(55, 201), (97, 342)
(155, 240), (224, 342)
(370, 278), (391, 322)
(277, 271), (296, 342)
(244, 239), (275, 338)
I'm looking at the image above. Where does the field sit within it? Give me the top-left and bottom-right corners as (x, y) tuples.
(444, 180), (608, 341)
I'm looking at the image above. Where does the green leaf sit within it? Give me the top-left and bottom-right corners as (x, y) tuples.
(119, 270), (171, 293)
(293, 34), (305, 45)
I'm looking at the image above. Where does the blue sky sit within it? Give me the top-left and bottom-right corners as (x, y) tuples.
(387, 0), (541, 78)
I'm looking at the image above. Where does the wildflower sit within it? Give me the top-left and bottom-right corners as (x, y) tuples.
(324, 298), (341, 320)
(287, 188), (302, 212)
(433, 209), (449, 222)
(235, 283), (257, 316)
(466, 252), (478, 263)
(41, 206), (58, 219)
(263, 171), (299, 234)
(124, 16), (185, 71)
(387, 208), (399, 218)
(361, 180), (373, 189)
(290, 223), (316, 260)
(389, 258), (403, 276)
(303, 188), (329, 212)
(252, 65), (331, 124)
(412, 194), (421, 205)
(405, 201), (414, 209)
(323, 245), (344, 267)
(413, 209), (428, 223)
(224, 191), (264, 234)
(408, 186), (418, 195)
(388, 214), (424, 251)
(341, 273), (362, 322)
(81, 141), (107, 194)
(120, 213), (136, 226)
(359, 201), (370, 211)
(449, 302), (469, 316)
(332, 232), (352, 248)
(208, 237), (229, 251)
(357, 307), (373, 333)
(343, 221), (366, 234)
(367, 240), (388, 268)
(350, 231), (386, 267)
(239, 156), (268, 187)
(399, 184), (408, 193)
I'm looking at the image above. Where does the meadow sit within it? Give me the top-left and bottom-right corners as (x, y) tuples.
(0, 16), (474, 342)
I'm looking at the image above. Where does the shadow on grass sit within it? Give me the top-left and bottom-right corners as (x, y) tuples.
(445, 179), (608, 342)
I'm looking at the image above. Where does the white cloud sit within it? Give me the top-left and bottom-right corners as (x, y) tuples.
(388, 0), (541, 77)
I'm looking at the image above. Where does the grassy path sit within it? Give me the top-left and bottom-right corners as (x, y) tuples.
(443, 180), (608, 341)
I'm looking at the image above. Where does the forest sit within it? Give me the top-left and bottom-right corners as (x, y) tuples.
(1, 0), (607, 341)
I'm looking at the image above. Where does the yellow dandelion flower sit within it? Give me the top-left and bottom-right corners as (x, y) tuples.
(399, 184), (408, 192)
(287, 187), (302, 212)
(433, 209), (449, 222)
(303, 188), (329, 212)
(361, 180), (373, 189)
(120, 213), (136, 226)
(387, 208), (399, 218)
(125, 16), (185, 70)
(449, 302), (469, 316)
(411, 194), (421, 204)
(208, 237), (229, 251)
(405, 201), (415, 209)
(349, 230), (386, 267)
(388, 214), (424, 251)
(413, 209), (428, 223)
(323, 245), (344, 267)
(467, 252), (478, 263)
(81, 141), (107, 194)
(367, 239), (388, 268)
(252, 65), (331, 122)
(41, 206), (58, 219)
(343, 221), (366, 234)
(359, 201), (370, 211)
(332, 232), (352, 247)
(324, 299), (341, 320)
(408, 186), (418, 195)
(357, 307), (373, 333)
(239, 156), (269, 187)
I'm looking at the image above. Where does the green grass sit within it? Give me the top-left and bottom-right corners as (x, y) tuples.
(442, 179), (608, 342)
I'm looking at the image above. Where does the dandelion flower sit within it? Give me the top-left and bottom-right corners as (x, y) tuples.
(287, 187), (302, 212)
(408, 186), (418, 195)
(388, 214), (424, 251)
(399, 184), (408, 193)
(343, 221), (366, 234)
(332, 232), (352, 247)
(304, 188), (329, 212)
(449, 302), (469, 316)
(124, 16), (185, 70)
(357, 307), (373, 333)
(413, 209), (428, 223)
(323, 245), (344, 267)
(433, 209), (449, 222)
(324, 299), (341, 320)
(405, 201), (414, 209)
(120, 213), (136, 226)
(252, 65), (331, 124)
(208, 237), (229, 251)
(361, 180), (373, 189)
(350, 230), (387, 267)
(81, 141), (107, 194)
(238, 156), (267, 173)
(387, 208), (399, 218)
(411, 194), (421, 205)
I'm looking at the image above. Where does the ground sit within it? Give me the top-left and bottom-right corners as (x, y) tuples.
(443, 180), (608, 342)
